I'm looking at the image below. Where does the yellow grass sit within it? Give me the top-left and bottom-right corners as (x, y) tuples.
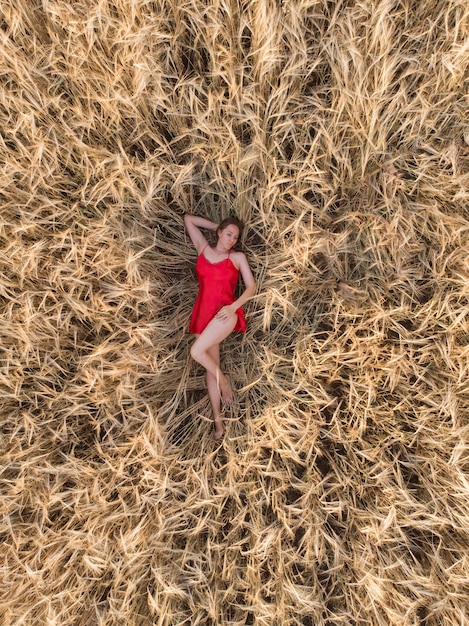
(1, 0), (468, 624)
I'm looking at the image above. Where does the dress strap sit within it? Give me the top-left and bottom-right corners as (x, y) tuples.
(201, 244), (208, 254)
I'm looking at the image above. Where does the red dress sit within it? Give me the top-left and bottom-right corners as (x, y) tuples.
(189, 246), (246, 334)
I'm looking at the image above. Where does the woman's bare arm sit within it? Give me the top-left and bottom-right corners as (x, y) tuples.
(226, 252), (256, 311)
(184, 214), (218, 254)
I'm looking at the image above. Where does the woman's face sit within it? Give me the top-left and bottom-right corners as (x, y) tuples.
(218, 224), (240, 249)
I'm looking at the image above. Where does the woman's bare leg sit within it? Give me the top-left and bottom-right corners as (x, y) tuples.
(190, 313), (237, 405)
(206, 344), (224, 439)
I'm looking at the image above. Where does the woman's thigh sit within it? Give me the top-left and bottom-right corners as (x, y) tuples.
(193, 314), (237, 354)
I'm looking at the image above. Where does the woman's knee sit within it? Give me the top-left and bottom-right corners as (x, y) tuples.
(190, 342), (202, 362)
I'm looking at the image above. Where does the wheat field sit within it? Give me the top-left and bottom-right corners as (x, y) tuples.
(1, 0), (468, 624)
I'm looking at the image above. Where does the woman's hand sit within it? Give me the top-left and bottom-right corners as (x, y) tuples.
(215, 305), (236, 322)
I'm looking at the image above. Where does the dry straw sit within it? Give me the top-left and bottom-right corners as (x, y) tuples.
(1, 0), (468, 624)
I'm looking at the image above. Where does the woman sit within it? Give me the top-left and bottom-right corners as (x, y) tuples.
(185, 214), (256, 440)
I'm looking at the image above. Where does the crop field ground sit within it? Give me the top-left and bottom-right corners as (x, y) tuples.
(1, 0), (468, 624)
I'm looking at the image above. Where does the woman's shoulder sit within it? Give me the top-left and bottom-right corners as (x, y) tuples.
(230, 250), (247, 270)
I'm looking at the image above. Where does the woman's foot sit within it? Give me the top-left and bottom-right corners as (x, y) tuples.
(214, 418), (224, 440)
(219, 376), (233, 406)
